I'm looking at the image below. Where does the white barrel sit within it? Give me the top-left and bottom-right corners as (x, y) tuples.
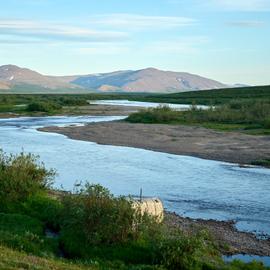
(131, 198), (164, 223)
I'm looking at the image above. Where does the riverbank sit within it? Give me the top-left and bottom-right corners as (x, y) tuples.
(165, 212), (270, 257)
(0, 104), (141, 119)
(40, 121), (270, 166)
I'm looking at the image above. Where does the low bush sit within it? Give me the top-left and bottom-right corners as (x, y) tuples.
(59, 183), (161, 263)
(223, 260), (270, 270)
(59, 97), (88, 106)
(59, 183), (224, 268)
(127, 106), (180, 124)
(154, 229), (220, 270)
(0, 150), (55, 211)
(27, 101), (62, 112)
(126, 101), (270, 133)
(61, 184), (137, 246)
(22, 193), (63, 230)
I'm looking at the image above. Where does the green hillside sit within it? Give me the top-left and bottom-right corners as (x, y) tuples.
(135, 85), (270, 105)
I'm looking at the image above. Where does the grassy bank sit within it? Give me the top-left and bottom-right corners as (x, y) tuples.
(126, 100), (270, 135)
(0, 150), (270, 269)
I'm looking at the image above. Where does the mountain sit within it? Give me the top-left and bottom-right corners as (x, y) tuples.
(0, 65), (228, 92)
(0, 65), (80, 90)
(0, 81), (10, 90)
(71, 68), (227, 92)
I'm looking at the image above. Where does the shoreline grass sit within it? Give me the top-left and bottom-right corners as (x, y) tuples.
(126, 99), (270, 135)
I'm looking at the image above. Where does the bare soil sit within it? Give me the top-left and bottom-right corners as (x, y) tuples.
(40, 120), (270, 165)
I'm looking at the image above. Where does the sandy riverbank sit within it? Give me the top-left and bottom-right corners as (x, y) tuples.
(40, 120), (270, 165)
(165, 212), (270, 256)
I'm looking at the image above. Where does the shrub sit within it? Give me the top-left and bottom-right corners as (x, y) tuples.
(22, 193), (63, 230)
(127, 106), (180, 124)
(27, 101), (62, 112)
(59, 97), (88, 106)
(0, 150), (55, 211)
(224, 260), (270, 270)
(154, 229), (220, 270)
(60, 184), (136, 246)
(59, 183), (163, 263)
(126, 100), (270, 132)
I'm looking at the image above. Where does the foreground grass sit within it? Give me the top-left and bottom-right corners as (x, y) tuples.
(0, 245), (98, 270)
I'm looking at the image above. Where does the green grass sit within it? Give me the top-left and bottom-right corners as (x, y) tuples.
(126, 99), (270, 135)
(251, 159), (270, 168)
(0, 213), (58, 257)
(0, 245), (98, 270)
(134, 85), (270, 105)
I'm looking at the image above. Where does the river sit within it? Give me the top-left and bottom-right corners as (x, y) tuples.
(0, 115), (270, 237)
(89, 99), (210, 110)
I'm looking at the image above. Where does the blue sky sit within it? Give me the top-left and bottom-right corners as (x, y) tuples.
(0, 0), (269, 85)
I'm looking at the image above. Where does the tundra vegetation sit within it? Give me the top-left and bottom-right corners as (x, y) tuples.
(127, 99), (270, 135)
(0, 150), (269, 269)
(0, 85), (270, 114)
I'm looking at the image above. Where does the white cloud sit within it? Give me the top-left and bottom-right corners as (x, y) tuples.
(0, 19), (128, 43)
(75, 43), (130, 55)
(89, 14), (196, 30)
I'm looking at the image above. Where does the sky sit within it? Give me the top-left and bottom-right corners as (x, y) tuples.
(0, 0), (270, 85)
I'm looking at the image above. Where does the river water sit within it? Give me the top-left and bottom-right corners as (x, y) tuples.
(0, 115), (270, 236)
(89, 99), (209, 110)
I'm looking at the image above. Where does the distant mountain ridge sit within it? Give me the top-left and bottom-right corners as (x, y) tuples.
(71, 68), (227, 92)
(0, 65), (79, 90)
(0, 64), (228, 92)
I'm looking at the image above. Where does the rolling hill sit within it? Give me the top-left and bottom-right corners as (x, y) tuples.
(71, 68), (227, 92)
(0, 65), (80, 90)
(0, 65), (228, 93)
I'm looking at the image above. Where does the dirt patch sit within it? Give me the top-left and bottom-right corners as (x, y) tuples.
(40, 121), (270, 165)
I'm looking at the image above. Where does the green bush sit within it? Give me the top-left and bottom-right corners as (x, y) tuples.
(223, 260), (270, 270)
(61, 184), (136, 246)
(127, 106), (180, 124)
(22, 193), (63, 230)
(126, 101), (270, 133)
(0, 150), (55, 211)
(152, 229), (220, 270)
(59, 97), (88, 106)
(181, 100), (270, 126)
(27, 101), (62, 112)
(59, 183), (164, 263)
